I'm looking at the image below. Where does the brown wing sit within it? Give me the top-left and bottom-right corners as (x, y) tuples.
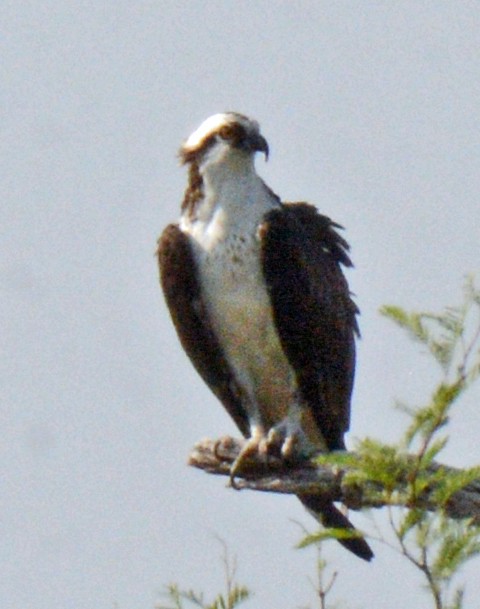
(157, 224), (250, 437)
(260, 203), (358, 451)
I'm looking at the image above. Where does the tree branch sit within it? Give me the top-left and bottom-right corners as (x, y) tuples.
(188, 437), (480, 524)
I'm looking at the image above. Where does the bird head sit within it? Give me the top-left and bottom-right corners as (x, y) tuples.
(179, 112), (269, 167)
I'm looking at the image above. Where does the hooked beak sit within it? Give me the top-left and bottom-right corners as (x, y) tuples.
(252, 133), (269, 161)
(237, 132), (269, 160)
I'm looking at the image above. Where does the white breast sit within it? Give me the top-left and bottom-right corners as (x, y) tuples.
(182, 179), (296, 429)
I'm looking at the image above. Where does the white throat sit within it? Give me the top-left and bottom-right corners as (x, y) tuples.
(180, 148), (275, 244)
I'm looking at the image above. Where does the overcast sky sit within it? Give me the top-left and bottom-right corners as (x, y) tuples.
(2, 2), (480, 609)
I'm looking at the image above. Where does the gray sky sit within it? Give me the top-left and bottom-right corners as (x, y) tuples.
(2, 2), (480, 608)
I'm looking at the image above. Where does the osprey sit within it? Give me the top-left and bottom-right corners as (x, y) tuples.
(158, 112), (373, 561)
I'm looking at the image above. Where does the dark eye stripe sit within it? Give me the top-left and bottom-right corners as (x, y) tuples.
(218, 125), (234, 139)
(219, 123), (245, 141)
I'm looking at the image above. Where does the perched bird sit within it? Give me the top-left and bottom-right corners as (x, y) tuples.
(157, 112), (373, 561)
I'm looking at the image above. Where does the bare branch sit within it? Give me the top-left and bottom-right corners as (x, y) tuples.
(188, 437), (480, 524)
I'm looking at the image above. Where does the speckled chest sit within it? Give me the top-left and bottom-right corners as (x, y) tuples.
(191, 211), (271, 335)
(189, 208), (296, 427)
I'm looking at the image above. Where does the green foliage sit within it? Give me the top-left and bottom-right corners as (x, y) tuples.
(294, 522), (340, 609)
(157, 541), (251, 609)
(302, 277), (480, 609)
(158, 583), (251, 609)
(380, 275), (480, 384)
(375, 278), (480, 608)
(298, 526), (366, 549)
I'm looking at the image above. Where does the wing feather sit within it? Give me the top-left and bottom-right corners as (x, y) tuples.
(260, 203), (358, 450)
(157, 224), (250, 437)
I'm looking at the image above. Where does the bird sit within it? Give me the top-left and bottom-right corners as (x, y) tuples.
(157, 112), (373, 561)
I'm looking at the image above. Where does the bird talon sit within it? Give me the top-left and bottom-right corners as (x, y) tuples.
(229, 466), (241, 490)
(227, 434), (265, 488)
(281, 434), (299, 460)
(213, 438), (223, 460)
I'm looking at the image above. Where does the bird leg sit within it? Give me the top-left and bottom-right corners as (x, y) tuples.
(229, 425), (271, 488)
(266, 415), (317, 462)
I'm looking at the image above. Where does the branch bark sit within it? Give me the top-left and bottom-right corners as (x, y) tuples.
(188, 436), (480, 524)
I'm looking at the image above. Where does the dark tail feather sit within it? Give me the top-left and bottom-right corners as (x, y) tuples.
(299, 494), (373, 562)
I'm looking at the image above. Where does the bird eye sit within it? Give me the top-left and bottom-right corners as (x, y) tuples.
(218, 125), (235, 140)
